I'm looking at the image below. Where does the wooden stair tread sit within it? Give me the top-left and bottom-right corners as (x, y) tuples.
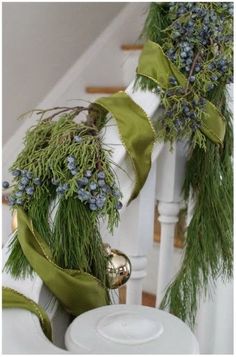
(119, 286), (156, 307)
(121, 44), (144, 51)
(85, 86), (125, 94)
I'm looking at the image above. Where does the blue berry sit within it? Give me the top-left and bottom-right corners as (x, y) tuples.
(184, 106), (190, 113)
(56, 185), (65, 194)
(20, 177), (29, 186)
(168, 76), (177, 85)
(26, 187), (34, 195)
(77, 177), (89, 187)
(78, 189), (90, 202)
(74, 135), (82, 143)
(16, 198), (23, 205)
(116, 201), (123, 210)
(113, 190), (121, 198)
(199, 98), (206, 106)
(89, 197), (96, 204)
(62, 183), (69, 191)
(11, 169), (21, 177)
(66, 156), (75, 163)
(89, 203), (97, 211)
(208, 63), (214, 70)
(97, 171), (105, 179)
(84, 170), (92, 178)
(71, 169), (78, 176)
(189, 76), (196, 83)
(33, 178), (41, 186)
(98, 179), (105, 187)
(18, 184), (26, 191)
(67, 162), (76, 170)
(89, 182), (97, 191)
(21, 170), (28, 176)
(8, 196), (16, 206)
(26, 172), (33, 179)
(2, 181), (9, 189)
(102, 185), (111, 193)
(211, 75), (218, 81)
(96, 198), (105, 209)
(15, 191), (23, 197)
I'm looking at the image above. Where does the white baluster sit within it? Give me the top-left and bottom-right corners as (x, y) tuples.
(126, 256), (147, 304)
(156, 201), (180, 304)
(118, 161), (157, 305)
(155, 141), (187, 307)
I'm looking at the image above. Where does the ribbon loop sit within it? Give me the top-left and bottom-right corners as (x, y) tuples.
(137, 40), (226, 145)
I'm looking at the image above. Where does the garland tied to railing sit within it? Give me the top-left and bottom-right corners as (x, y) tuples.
(3, 93), (156, 325)
(3, 1), (233, 332)
(134, 2), (233, 328)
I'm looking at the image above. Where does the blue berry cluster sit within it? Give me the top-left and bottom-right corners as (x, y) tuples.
(165, 2), (233, 89)
(77, 170), (122, 212)
(51, 154), (123, 212)
(66, 155), (78, 176)
(7, 169), (41, 206)
(165, 95), (206, 133)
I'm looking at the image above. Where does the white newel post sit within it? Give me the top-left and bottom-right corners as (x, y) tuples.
(118, 161), (157, 305)
(155, 141), (187, 306)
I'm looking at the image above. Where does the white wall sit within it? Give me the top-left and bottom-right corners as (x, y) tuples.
(2, 2), (126, 144)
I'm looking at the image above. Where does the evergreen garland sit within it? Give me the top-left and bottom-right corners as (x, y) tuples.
(4, 105), (122, 292)
(2, 1), (233, 329)
(135, 2), (233, 327)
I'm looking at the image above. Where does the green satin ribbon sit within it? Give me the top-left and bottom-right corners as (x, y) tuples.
(2, 287), (52, 341)
(137, 40), (226, 145)
(3, 209), (109, 324)
(96, 91), (156, 202)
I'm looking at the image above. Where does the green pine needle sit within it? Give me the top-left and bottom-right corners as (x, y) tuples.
(160, 86), (233, 328)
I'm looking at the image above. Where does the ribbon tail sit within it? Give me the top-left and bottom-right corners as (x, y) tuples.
(15, 209), (109, 316)
(2, 287), (52, 341)
(95, 91), (156, 203)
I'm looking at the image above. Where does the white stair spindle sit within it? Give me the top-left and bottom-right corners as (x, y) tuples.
(118, 161), (157, 304)
(156, 201), (180, 304)
(126, 256), (147, 304)
(155, 141), (187, 307)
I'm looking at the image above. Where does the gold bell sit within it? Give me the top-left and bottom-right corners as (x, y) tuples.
(104, 244), (132, 289)
(11, 210), (18, 232)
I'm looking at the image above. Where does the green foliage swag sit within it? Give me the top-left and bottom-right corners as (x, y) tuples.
(135, 2), (233, 327)
(5, 105), (123, 291)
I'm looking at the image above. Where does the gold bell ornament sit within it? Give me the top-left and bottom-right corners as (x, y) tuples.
(104, 243), (132, 289)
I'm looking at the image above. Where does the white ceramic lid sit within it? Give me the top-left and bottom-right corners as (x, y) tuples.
(65, 304), (199, 354)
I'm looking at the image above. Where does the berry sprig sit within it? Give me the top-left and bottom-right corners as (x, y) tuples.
(3, 169), (41, 206)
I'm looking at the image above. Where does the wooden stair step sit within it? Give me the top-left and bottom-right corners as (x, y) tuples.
(85, 86), (125, 94)
(121, 44), (144, 51)
(119, 286), (156, 307)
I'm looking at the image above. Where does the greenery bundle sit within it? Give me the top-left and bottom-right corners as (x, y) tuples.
(135, 2), (233, 327)
(4, 105), (123, 290)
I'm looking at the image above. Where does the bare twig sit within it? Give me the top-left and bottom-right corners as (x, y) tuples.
(185, 51), (201, 94)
